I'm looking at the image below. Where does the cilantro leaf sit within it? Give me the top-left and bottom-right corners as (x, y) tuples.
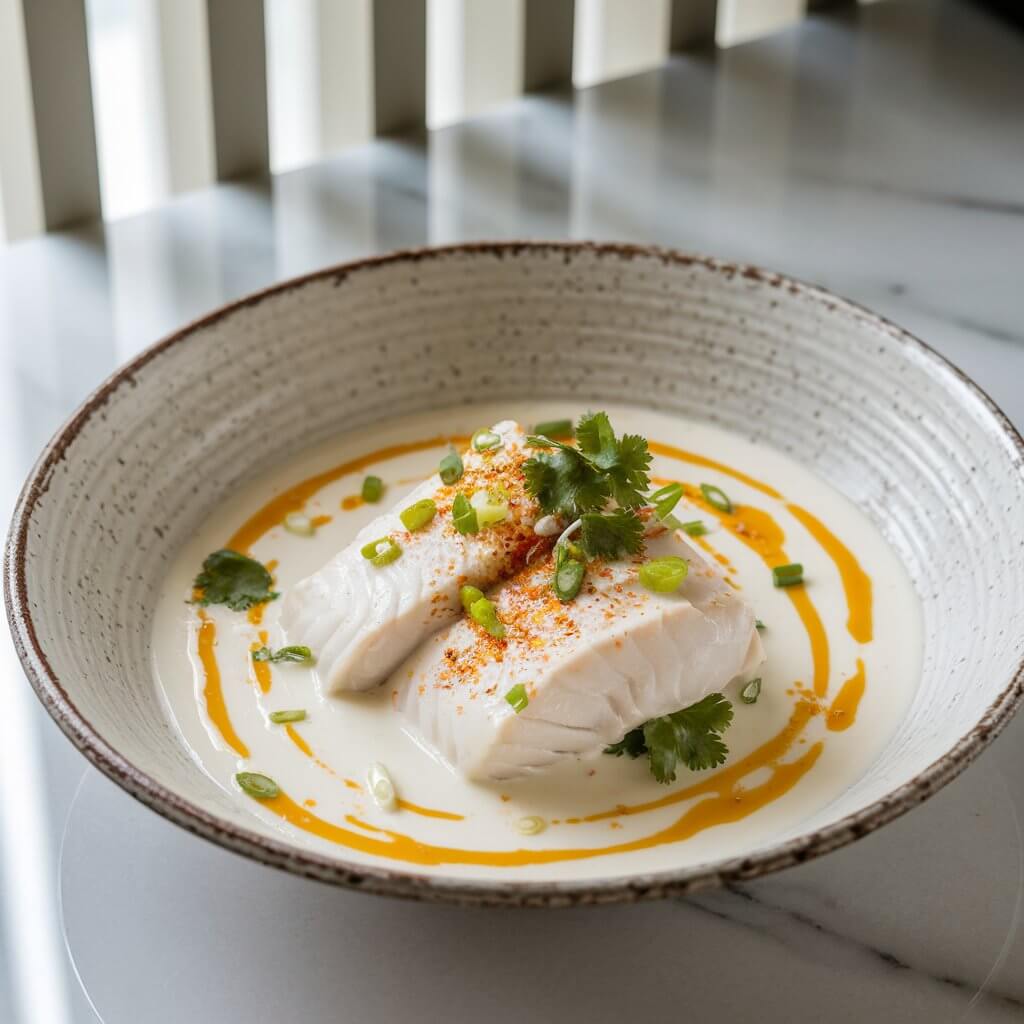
(603, 693), (733, 784)
(605, 432), (652, 508)
(523, 449), (609, 517)
(604, 726), (647, 758)
(192, 549), (278, 612)
(578, 508), (645, 560)
(576, 411), (617, 467)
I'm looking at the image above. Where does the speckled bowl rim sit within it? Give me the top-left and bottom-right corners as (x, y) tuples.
(6, 241), (1024, 907)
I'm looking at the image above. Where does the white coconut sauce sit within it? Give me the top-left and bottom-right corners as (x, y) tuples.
(151, 402), (921, 882)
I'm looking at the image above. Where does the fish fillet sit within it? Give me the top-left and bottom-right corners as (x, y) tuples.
(393, 532), (763, 781)
(282, 421), (550, 693)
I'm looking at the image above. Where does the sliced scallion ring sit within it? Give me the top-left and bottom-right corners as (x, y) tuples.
(649, 482), (683, 520)
(472, 428), (502, 452)
(505, 683), (529, 713)
(771, 563), (804, 587)
(553, 558), (585, 603)
(400, 498), (437, 532)
(460, 584), (485, 612)
(532, 419), (573, 439)
(638, 556), (689, 593)
(700, 483), (733, 514)
(439, 451), (464, 485)
(368, 762), (398, 811)
(740, 678), (762, 704)
(470, 488), (509, 528)
(681, 519), (708, 537)
(236, 772), (279, 800)
(452, 493), (479, 534)
(515, 815), (546, 835)
(470, 597), (506, 638)
(361, 475), (384, 503)
(269, 709), (307, 724)
(360, 536), (402, 567)
(283, 512), (314, 536)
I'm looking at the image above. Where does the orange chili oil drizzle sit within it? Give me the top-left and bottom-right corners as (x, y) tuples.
(194, 431), (872, 867)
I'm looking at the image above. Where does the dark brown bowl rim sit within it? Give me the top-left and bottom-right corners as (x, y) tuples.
(6, 241), (1024, 907)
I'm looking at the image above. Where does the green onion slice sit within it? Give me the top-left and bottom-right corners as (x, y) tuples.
(472, 428), (502, 452)
(236, 772), (279, 800)
(515, 815), (546, 835)
(755, 619), (766, 631)
(283, 512), (314, 536)
(740, 678), (762, 704)
(772, 563), (804, 587)
(269, 709), (307, 724)
(439, 451), (464, 485)
(360, 536), (402, 567)
(400, 498), (437, 532)
(700, 483), (733, 514)
(452, 493), (479, 535)
(532, 419), (574, 439)
(470, 488), (508, 528)
(638, 556), (689, 593)
(650, 482), (683, 520)
(681, 519), (708, 537)
(361, 475), (384, 503)
(505, 683), (529, 713)
(553, 558), (585, 603)
(253, 645), (314, 664)
(470, 597), (506, 638)
(460, 584), (485, 612)
(368, 762), (397, 811)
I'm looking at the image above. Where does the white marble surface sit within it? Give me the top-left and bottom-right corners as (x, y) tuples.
(1, 1), (1023, 1021)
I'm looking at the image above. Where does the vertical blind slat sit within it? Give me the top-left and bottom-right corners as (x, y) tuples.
(372, 0), (427, 135)
(0, 0), (44, 240)
(206, 0), (270, 180)
(156, 0), (216, 195)
(715, 0), (807, 47)
(669, 0), (718, 50)
(20, 0), (102, 229)
(523, 0), (575, 92)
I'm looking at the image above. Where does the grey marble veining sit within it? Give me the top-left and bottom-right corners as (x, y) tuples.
(0, 0), (1022, 1020)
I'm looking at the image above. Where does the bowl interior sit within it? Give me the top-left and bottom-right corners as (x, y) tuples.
(9, 244), (1024, 902)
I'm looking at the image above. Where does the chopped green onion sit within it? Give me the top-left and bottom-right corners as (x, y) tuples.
(361, 475), (384, 503)
(470, 488), (509, 528)
(681, 519), (708, 537)
(452, 493), (479, 534)
(470, 597), (506, 638)
(515, 815), (546, 835)
(650, 482), (683, 520)
(472, 428), (502, 452)
(439, 451), (464, 485)
(639, 556), (689, 593)
(400, 498), (437, 532)
(283, 512), (314, 536)
(253, 645), (315, 665)
(532, 419), (573, 439)
(740, 678), (762, 704)
(360, 536), (402, 567)
(505, 683), (529, 713)
(755, 619), (766, 631)
(460, 584), (485, 612)
(700, 483), (733, 514)
(368, 762), (397, 811)
(772, 563), (804, 587)
(553, 558), (585, 603)
(236, 772), (279, 800)
(660, 513), (685, 531)
(269, 709), (307, 724)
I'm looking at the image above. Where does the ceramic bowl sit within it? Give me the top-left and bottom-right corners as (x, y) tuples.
(7, 242), (1024, 906)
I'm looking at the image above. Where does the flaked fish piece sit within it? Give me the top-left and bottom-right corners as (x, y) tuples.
(393, 532), (763, 781)
(282, 421), (551, 694)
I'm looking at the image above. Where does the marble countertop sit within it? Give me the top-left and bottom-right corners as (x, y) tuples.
(1, 1), (1022, 1020)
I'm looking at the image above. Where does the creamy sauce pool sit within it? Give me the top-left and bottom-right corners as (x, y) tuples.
(152, 403), (921, 881)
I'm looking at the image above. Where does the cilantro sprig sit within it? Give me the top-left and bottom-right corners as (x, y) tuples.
(192, 549), (279, 612)
(524, 412), (651, 598)
(604, 693), (734, 784)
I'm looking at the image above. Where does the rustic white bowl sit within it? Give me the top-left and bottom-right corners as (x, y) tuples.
(7, 243), (1024, 906)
